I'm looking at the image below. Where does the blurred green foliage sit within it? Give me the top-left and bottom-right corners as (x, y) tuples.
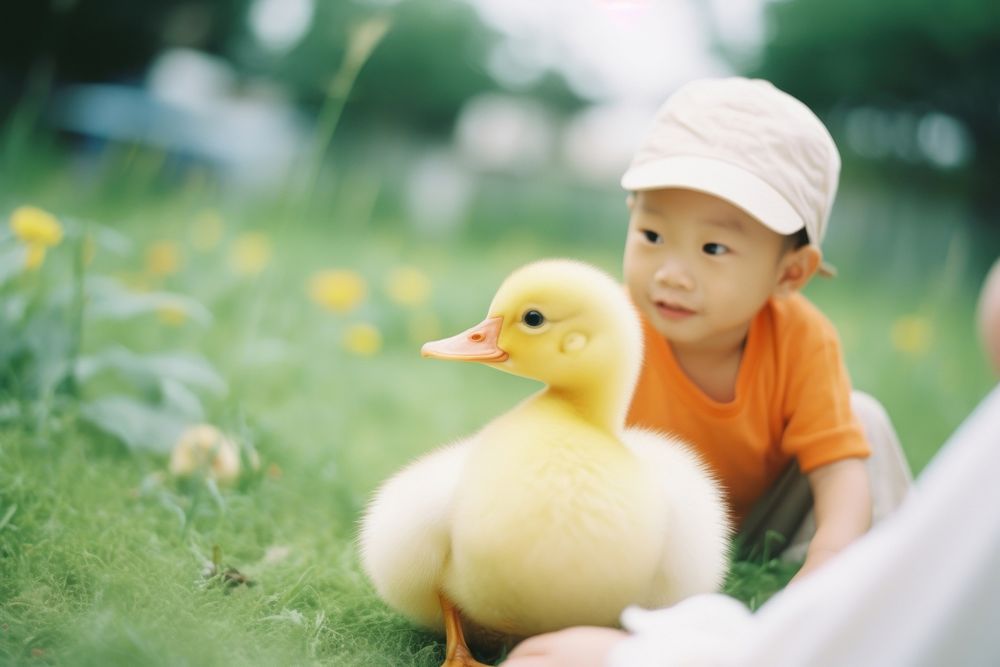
(751, 0), (1000, 221)
(0, 0), (581, 137)
(251, 0), (518, 135)
(0, 0), (242, 86)
(0, 212), (228, 453)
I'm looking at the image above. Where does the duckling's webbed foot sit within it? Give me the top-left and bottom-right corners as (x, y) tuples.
(439, 593), (491, 667)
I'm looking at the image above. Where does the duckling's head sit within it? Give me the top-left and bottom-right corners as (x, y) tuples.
(422, 259), (644, 416)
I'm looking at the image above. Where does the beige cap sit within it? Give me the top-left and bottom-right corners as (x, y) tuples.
(621, 77), (840, 251)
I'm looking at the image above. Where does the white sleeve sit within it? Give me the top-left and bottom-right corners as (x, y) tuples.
(607, 596), (751, 667)
(607, 384), (1000, 667)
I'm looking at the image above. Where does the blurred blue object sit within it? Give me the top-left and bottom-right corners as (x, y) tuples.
(46, 49), (307, 189)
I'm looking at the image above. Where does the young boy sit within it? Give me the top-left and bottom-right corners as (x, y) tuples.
(502, 75), (913, 666)
(619, 77), (914, 577)
(621, 76), (918, 576)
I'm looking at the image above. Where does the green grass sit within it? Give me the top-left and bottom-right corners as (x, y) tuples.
(1, 145), (995, 664)
(0, 425), (444, 666)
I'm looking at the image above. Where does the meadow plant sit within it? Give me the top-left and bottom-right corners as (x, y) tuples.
(0, 205), (226, 455)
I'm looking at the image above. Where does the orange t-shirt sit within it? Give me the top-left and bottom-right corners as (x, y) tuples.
(626, 293), (870, 523)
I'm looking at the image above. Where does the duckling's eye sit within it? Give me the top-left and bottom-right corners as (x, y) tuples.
(703, 242), (729, 256)
(522, 310), (545, 328)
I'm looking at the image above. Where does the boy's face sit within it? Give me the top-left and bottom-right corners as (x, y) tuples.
(623, 188), (805, 353)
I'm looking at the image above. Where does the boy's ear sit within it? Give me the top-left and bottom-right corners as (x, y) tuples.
(626, 192), (636, 210)
(775, 245), (822, 296)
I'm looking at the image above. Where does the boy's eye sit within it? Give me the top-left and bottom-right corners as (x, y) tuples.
(641, 230), (662, 244)
(703, 242), (729, 256)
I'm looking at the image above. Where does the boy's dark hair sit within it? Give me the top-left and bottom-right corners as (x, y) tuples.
(785, 228), (810, 250)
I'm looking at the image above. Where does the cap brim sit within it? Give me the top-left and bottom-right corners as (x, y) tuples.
(621, 155), (804, 236)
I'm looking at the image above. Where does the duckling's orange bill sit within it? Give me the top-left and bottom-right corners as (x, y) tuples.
(421, 315), (509, 362)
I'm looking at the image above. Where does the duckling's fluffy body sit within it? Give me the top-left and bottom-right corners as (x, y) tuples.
(360, 259), (730, 639)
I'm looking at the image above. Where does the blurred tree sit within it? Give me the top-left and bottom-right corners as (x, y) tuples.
(749, 0), (1000, 224)
(0, 0), (583, 139)
(229, 0), (581, 136)
(0, 0), (242, 92)
(235, 0), (498, 135)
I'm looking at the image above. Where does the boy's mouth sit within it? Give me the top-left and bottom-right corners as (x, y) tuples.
(654, 299), (696, 320)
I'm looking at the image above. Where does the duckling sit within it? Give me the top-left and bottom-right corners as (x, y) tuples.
(359, 259), (731, 667)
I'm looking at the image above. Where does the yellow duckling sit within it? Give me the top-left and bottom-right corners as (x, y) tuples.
(360, 259), (731, 666)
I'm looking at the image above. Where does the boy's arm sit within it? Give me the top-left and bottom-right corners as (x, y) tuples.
(792, 457), (871, 582)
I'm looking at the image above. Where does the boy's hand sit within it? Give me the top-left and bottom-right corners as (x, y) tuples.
(503, 627), (628, 666)
(791, 547), (838, 581)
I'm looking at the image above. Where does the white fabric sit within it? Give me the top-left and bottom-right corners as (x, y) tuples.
(609, 384), (1000, 667)
(621, 155), (803, 235)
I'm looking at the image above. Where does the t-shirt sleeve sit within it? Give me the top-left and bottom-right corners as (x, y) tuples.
(780, 306), (871, 473)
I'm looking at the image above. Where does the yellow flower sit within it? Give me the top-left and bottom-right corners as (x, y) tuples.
(308, 269), (367, 313)
(169, 424), (258, 484)
(386, 266), (432, 307)
(229, 232), (272, 276)
(157, 303), (188, 326)
(191, 209), (225, 251)
(146, 240), (181, 277)
(343, 322), (382, 356)
(10, 206), (63, 247)
(24, 244), (47, 271)
(891, 315), (933, 357)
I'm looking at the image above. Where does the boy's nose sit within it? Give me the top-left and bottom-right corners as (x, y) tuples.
(654, 260), (694, 291)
